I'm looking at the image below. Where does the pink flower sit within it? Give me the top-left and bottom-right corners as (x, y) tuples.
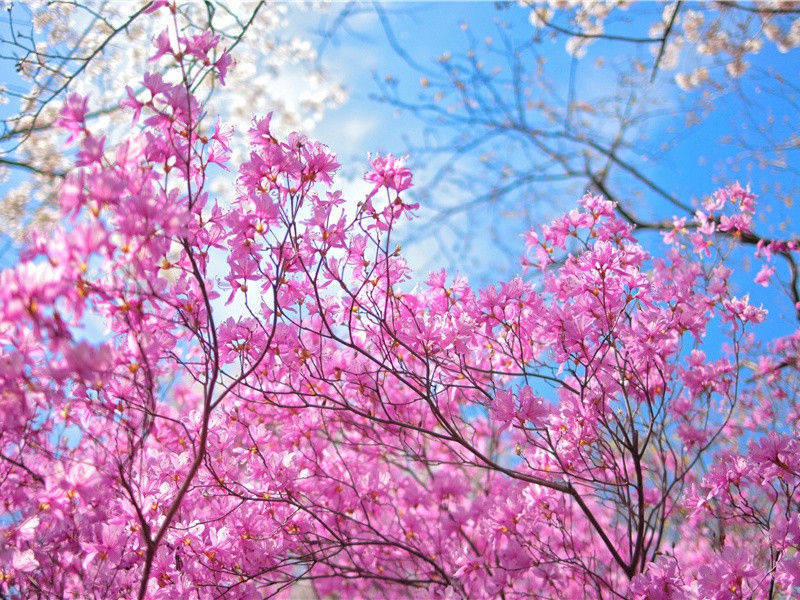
(364, 154), (413, 199)
(579, 193), (615, 216)
(16, 516), (39, 542)
(722, 294), (767, 324)
(12, 548), (39, 572)
(76, 134), (105, 165)
(754, 264), (774, 287)
(698, 548), (760, 600)
(142, 71), (171, 97)
(56, 94), (88, 142)
(185, 31), (219, 62)
(492, 388), (516, 431)
(630, 556), (685, 600)
(215, 51), (234, 85)
(518, 385), (549, 424)
(144, 0), (170, 13)
(150, 29), (173, 62)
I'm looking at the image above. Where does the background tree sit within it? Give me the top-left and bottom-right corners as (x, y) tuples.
(367, 1), (800, 313)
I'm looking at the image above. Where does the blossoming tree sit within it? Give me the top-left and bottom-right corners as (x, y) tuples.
(1, 8), (798, 599)
(0, 0), (344, 239)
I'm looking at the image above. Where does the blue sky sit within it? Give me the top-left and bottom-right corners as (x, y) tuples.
(1, 1), (797, 337)
(308, 4), (798, 325)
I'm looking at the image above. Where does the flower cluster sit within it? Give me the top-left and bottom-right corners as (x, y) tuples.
(0, 12), (798, 600)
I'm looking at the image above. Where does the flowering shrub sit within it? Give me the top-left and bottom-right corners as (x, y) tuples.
(0, 13), (798, 600)
(0, 0), (345, 239)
